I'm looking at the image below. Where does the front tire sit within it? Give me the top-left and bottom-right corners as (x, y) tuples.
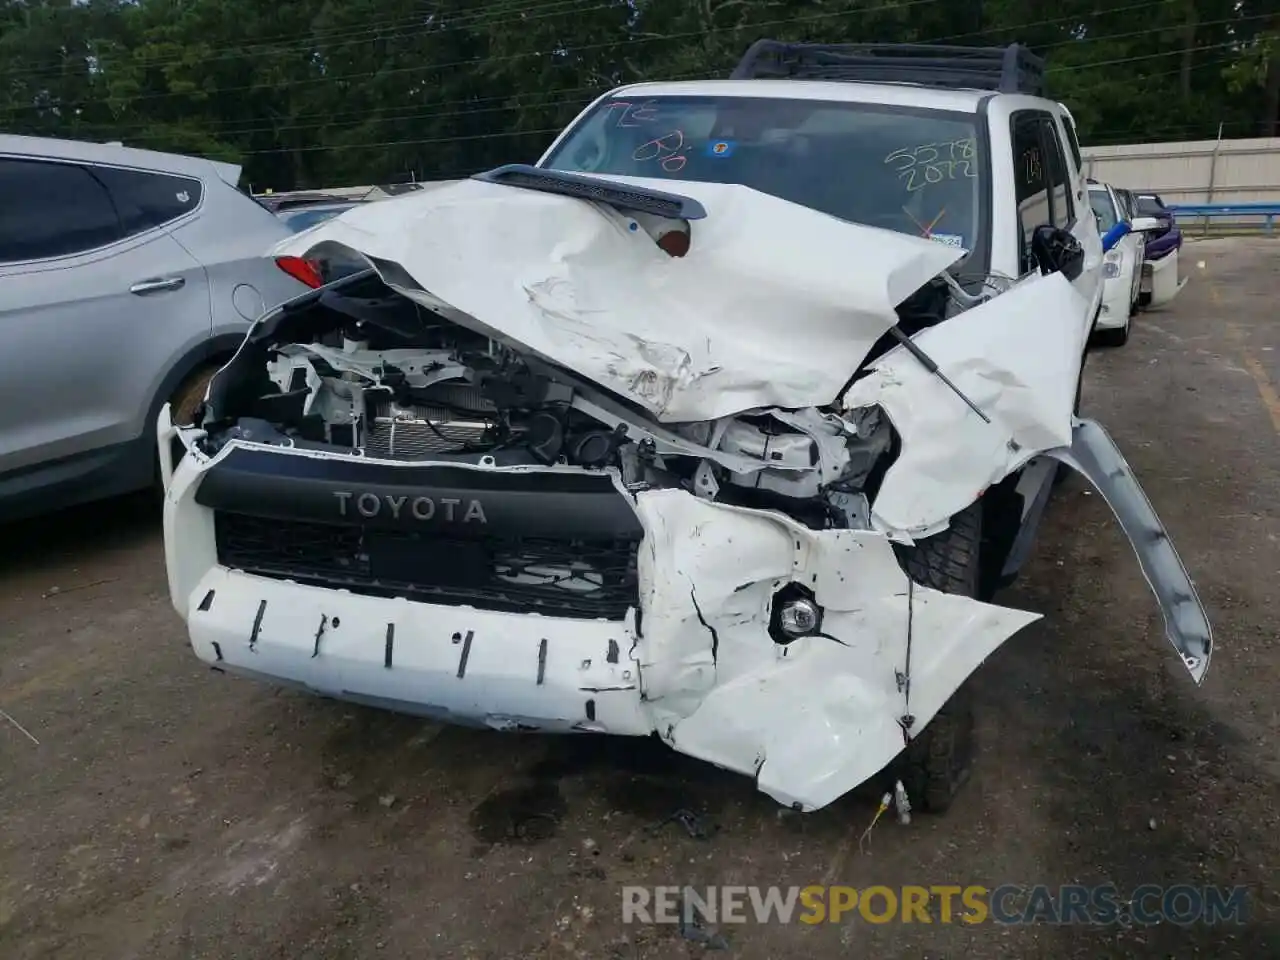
(890, 503), (981, 813)
(1093, 318), (1130, 347)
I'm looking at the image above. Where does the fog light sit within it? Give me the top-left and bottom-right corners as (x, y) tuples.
(779, 598), (821, 638)
(783, 599), (824, 634)
(769, 584), (825, 645)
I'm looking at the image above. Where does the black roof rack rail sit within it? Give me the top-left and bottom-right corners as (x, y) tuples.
(730, 40), (1046, 96)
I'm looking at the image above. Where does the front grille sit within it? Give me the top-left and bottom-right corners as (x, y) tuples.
(214, 512), (639, 620)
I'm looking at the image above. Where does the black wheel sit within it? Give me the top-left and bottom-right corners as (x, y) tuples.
(1092, 321), (1130, 348)
(900, 682), (975, 813)
(890, 503), (981, 813)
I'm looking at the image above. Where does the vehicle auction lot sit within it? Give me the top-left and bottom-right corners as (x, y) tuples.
(2, 238), (1279, 959)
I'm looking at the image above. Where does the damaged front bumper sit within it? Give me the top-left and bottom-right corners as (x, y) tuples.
(161, 405), (1037, 811)
(159, 174), (1213, 813)
(159, 399), (1211, 812)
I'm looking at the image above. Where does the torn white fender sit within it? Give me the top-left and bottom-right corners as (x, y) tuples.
(273, 176), (963, 422)
(1045, 419), (1212, 684)
(843, 271), (1090, 537)
(632, 488), (1039, 811)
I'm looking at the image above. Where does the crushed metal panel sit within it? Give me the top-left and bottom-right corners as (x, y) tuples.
(272, 176), (963, 421)
(631, 488), (1039, 812)
(843, 271), (1089, 537)
(1046, 419), (1212, 683)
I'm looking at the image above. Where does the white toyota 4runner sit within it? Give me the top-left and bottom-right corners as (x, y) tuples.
(158, 42), (1211, 814)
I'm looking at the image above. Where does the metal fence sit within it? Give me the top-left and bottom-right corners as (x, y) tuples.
(1081, 135), (1280, 232)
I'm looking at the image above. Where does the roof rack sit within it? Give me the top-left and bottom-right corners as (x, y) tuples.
(730, 40), (1046, 96)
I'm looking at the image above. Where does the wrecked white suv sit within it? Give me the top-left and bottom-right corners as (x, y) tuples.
(158, 42), (1212, 814)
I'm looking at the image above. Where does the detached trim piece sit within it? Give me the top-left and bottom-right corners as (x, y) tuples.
(730, 40), (1046, 96)
(472, 164), (708, 221)
(1047, 419), (1213, 683)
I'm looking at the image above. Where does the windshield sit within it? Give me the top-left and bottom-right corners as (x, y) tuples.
(1089, 189), (1119, 231)
(281, 205), (356, 232)
(543, 95), (986, 258)
(1136, 195), (1166, 216)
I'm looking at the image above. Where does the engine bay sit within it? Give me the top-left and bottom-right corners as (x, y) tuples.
(195, 271), (975, 531)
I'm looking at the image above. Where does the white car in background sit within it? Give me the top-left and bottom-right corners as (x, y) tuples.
(1088, 180), (1146, 346)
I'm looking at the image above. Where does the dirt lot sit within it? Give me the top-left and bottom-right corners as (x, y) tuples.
(3, 238), (1279, 960)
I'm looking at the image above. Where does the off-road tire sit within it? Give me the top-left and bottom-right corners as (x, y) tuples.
(890, 503), (981, 814)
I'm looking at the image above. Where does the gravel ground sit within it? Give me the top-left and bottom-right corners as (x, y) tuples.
(1, 238), (1278, 959)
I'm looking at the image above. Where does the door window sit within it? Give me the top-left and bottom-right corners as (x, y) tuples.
(1042, 119), (1075, 228)
(92, 166), (202, 237)
(1011, 112), (1076, 272)
(1089, 189), (1120, 232)
(1011, 114), (1050, 272)
(1060, 114), (1084, 174)
(0, 158), (122, 263)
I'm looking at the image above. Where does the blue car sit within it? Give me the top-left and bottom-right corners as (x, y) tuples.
(1134, 192), (1182, 261)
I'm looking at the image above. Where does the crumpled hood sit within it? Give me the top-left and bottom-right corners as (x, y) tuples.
(273, 175), (963, 422)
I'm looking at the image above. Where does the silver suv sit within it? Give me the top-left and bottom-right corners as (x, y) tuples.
(0, 135), (315, 522)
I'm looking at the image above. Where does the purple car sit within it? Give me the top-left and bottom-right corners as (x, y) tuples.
(1135, 192), (1182, 260)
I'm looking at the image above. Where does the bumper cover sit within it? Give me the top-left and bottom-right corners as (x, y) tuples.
(1096, 275), (1133, 330)
(1141, 247), (1187, 306)
(161, 419), (1041, 812)
(186, 566), (648, 734)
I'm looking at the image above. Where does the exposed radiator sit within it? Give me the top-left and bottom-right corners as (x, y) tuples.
(364, 389), (495, 458)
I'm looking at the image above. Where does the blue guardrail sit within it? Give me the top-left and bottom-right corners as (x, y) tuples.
(1168, 202), (1280, 235)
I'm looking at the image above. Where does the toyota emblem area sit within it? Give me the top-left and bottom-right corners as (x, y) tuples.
(333, 492), (489, 524)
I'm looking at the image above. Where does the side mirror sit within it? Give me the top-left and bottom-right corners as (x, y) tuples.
(1129, 215), (1163, 233)
(1030, 224), (1085, 281)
